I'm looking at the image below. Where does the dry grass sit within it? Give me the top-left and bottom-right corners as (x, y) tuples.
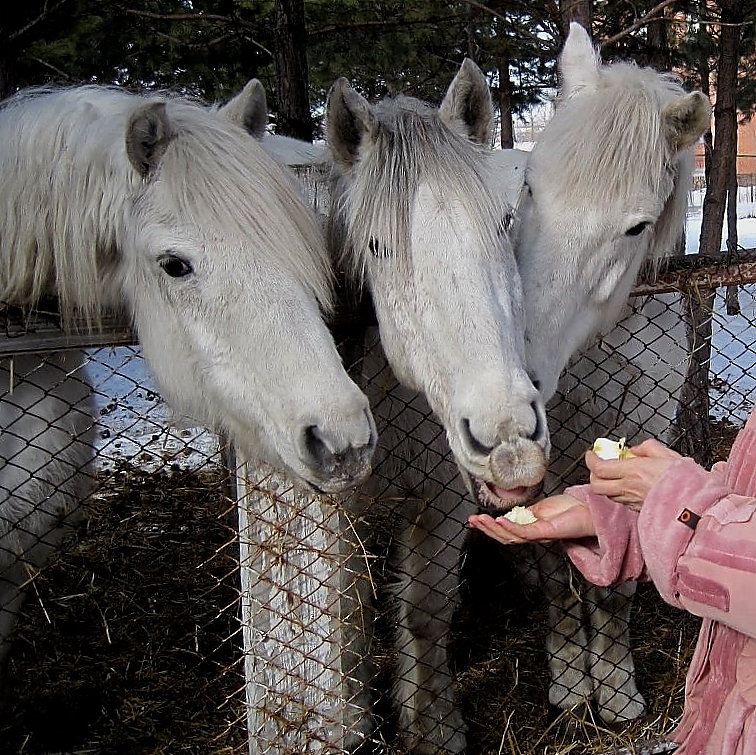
(0, 465), (246, 755)
(455, 540), (700, 755)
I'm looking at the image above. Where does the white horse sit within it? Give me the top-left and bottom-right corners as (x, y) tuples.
(323, 62), (549, 753)
(235, 66), (548, 752)
(0, 85), (377, 673)
(490, 23), (710, 724)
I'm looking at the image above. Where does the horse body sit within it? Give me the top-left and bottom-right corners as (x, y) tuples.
(0, 352), (95, 670)
(0, 84), (377, 674)
(494, 23), (709, 723)
(242, 64), (550, 752)
(538, 292), (687, 722)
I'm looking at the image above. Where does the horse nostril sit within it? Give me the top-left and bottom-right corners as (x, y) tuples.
(529, 401), (544, 442)
(303, 424), (332, 467)
(460, 418), (495, 457)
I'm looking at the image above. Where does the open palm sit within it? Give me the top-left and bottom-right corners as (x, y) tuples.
(468, 494), (595, 545)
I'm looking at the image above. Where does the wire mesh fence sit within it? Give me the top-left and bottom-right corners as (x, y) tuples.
(0, 263), (754, 754)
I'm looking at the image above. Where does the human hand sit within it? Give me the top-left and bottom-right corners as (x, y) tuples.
(467, 494), (596, 545)
(585, 438), (682, 510)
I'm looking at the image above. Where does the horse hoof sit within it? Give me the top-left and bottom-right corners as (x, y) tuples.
(594, 690), (647, 724)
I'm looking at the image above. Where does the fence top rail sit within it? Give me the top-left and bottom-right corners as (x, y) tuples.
(0, 305), (134, 355)
(633, 249), (756, 296)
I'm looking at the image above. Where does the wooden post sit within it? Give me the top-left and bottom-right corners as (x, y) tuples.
(235, 460), (350, 754)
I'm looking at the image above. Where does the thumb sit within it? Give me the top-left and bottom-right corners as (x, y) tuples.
(630, 438), (678, 459)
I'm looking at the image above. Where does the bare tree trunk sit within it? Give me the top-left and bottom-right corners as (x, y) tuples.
(497, 55), (514, 149)
(0, 47), (17, 99)
(725, 162), (741, 314)
(646, 6), (670, 70)
(675, 0), (742, 466)
(699, 16), (739, 257)
(558, 0), (592, 37)
(696, 12), (714, 186)
(273, 0), (313, 141)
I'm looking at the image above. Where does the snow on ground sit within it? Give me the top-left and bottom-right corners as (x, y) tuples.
(84, 346), (221, 472)
(686, 187), (756, 253)
(684, 187), (756, 421)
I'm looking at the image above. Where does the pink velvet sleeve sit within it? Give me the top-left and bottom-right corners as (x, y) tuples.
(566, 459), (756, 638)
(564, 460), (730, 595)
(562, 484), (646, 586)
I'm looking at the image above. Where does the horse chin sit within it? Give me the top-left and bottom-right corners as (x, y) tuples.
(467, 474), (542, 513)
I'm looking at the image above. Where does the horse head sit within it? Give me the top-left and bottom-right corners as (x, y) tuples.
(0, 87), (376, 493)
(325, 61), (549, 509)
(511, 23), (711, 401)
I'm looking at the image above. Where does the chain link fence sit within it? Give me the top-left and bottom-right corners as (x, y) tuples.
(0, 257), (754, 754)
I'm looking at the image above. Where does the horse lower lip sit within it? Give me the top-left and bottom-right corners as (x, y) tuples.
(488, 483), (530, 500)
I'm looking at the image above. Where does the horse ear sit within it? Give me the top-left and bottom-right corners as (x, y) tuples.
(126, 101), (174, 177)
(218, 79), (268, 139)
(326, 78), (375, 171)
(439, 58), (492, 145)
(559, 22), (601, 97)
(663, 91), (711, 151)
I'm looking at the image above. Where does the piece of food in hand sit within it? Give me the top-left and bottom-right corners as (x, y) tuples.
(502, 506), (538, 525)
(592, 437), (636, 460)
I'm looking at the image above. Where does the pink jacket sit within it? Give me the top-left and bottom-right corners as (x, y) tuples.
(564, 408), (756, 754)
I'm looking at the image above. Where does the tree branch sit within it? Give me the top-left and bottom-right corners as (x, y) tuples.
(599, 0), (679, 49)
(122, 7), (272, 56)
(123, 9), (235, 24)
(8, 0), (74, 42)
(28, 55), (73, 80)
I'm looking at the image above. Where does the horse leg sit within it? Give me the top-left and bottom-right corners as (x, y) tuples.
(0, 485), (84, 670)
(390, 494), (469, 754)
(535, 544), (594, 712)
(585, 581), (646, 723)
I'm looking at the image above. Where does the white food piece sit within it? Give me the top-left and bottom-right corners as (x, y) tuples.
(592, 436), (635, 460)
(502, 506), (538, 525)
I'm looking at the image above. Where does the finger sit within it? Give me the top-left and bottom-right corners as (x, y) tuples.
(585, 451), (625, 479)
(468, 516), (525, 545)
(588, 476), (626, 498)
(631, 438), (680, 459)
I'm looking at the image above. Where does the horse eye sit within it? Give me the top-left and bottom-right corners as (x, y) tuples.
(159, 254), (193, 278)
(369, 237), (391, 258)
(625, 221), (650, 237)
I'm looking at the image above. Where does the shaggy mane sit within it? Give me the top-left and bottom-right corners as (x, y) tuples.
(542, 62), (694, 261)
(0, 86), (332, 328)
(331, 95), (506, 283)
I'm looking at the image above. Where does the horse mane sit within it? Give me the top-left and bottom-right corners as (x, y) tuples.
(155, 99), (334, 312)
(330, 95), (505, 283)
(0, 85), (332, 328)
(545, 62), (694, 261)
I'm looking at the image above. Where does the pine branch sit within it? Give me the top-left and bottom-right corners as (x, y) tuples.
(121, 7), (272, 56)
